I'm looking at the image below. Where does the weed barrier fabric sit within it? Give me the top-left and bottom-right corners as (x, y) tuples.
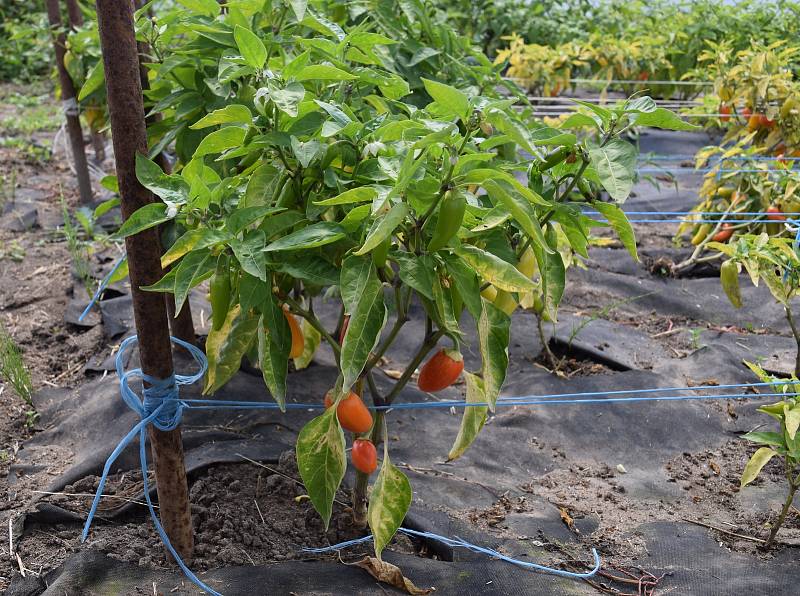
(8, 316), (800, 593)
(7, 126), (800, 593)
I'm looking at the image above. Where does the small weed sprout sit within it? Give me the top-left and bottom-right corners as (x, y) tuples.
(0, 324), (36, 427)
(60, 195), (95, 298)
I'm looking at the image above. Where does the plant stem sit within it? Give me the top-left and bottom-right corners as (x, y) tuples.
(363, 286), (410, 376)
(785, 306), (800, 378)
(764, 472), (798, 549)
(284, 296), (340, 363)
(537, 314), (558, 370)
(382, 329), (445, 406)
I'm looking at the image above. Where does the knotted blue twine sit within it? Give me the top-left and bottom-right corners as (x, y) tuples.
(80, 335), (221, 596)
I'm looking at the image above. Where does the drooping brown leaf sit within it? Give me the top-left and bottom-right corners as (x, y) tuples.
(355, 557), (433, 595)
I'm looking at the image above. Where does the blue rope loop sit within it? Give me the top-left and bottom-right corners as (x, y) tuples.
(81, 335), (220, 596)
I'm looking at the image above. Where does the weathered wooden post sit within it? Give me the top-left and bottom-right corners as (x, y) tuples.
(95, 0), (194, 558)
(131, 0), (197, 346)
(63, 0), (107, 164)
(65, 0), (84, 27)
(46, 0), (94, 205)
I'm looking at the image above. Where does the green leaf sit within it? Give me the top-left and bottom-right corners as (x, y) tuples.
(193, 127), (248, 158)
(444, 254), (482, 320)
(571, 100), (612, 127)
(530, 237), (565, 321)
(277, 257), (339, 287)
(161, 228), (229, 268)
(459, 168), (547, 206)
(140, 267), (177, 293)
(239, 272), (269, 314)
(314, 187), (377, 206)
(231, 230), (268, 280)
(592, 202), (638, 261)
(482, 180), (548, 251)
(77, 61), (104, 101)
(448, 372), (488, 461)
(422, 78), (470, 121)
(560, 113), (600, 130)
(234, 25), (267, 69)
(477, 299), (510, 411)
(203, 305), (259, 394)
(340, 256), (386, 390)
(258, 294), (291, 410)
(741, 431), (785, 447)
(740, 447), (777, 487)
(394, 252), (435, 300)
(296, 408), (346, 529)
(271, 82), (306, 117)
(135, 153), (189, 204)
(190, 104), (253, 129)
(455, 245), (535, 293)
(786, 404), (800, 441)
(116, 202), (170, 239)
(634, 108), (701, 132)
(93, 198), (119, 220)
(587, 139), (637, 202)
(227, 206), (284, 235)
(286, 0), (308, 22)
(294, 65), (357, 81)
(243, 163), (281, 208)
(290, 136), (323, 168)
(264, 222), (346, 252)
(173, 249), (214, 314)
(368, 446), (412, 559)
(176, 0), (220, 16)
(354, 203), (408, 256)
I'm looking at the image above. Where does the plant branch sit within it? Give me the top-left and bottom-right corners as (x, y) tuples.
(382, 328), (445, 406)
(284, 296), (340, 363)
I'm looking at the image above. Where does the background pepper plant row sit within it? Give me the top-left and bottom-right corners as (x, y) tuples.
(104, 0), (694, 565)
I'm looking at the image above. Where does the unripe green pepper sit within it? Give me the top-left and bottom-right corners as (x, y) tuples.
(210, 255), (231, 331)
(576, 177), (593, 199)
(372, 238), (390, 269)
(427, 189), (466, 252)
(276, 178), (297, 208)
(539, 146), (571, 171)
(720, 259), (742, 308)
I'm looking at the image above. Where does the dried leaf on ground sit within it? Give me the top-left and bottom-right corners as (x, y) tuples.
(355, 557), (433, 595)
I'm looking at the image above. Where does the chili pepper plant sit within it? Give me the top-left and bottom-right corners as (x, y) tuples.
(713, 233), (800, 545)
(735, 362), (800, 549)
(113, 0), (692, 568)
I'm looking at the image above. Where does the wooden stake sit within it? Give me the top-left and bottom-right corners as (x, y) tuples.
(132, 0), (197, 346)
(94, 0), (193, 559)
(46, 0), (93, 205)
(64, 0), (84, 27)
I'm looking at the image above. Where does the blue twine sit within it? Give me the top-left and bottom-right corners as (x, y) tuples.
(83, 336), (800, 595)
(639, 154), (800, 162)
(302, 527), (602, 580)
(78, 256), (127, 323)
(638, 167), (795, 174)
(80, 335), (220, 596)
